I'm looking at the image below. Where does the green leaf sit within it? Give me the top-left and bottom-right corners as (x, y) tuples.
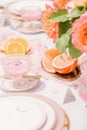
(69, 41), (82, 58)
(68, 6), (87, 20)
(56, 34), (70, 52)
(48, 9), (68, 22)
(59, 21), (72, 37)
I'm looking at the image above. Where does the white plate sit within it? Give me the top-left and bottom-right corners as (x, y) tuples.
(0, 97), (46, 130)
(8, 1), (53, 15)
(0, 94), (57, 130)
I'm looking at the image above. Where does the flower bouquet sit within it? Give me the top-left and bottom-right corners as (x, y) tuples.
(41, 0), (87, 78)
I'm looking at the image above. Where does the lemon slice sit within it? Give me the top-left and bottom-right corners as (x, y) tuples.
(5, 42), (25, 55)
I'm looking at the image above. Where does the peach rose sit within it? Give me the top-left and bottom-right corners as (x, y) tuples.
(72, 12), (87, 52)
(53, 0), (71, 8)
(73, 0), (87, 6)
(42, 5), (58, 42)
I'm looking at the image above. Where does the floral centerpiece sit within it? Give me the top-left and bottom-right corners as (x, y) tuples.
(42, 0), (87, 59)
(41, 0), (87, 99)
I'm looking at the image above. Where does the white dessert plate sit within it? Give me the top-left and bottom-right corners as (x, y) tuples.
(8, 1), (53, 15)
(0, 94), (58, 130)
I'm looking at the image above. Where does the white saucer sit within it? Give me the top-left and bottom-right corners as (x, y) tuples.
(0, 77), (39, 92)
(8, 1), (53, 15)
(10, 20), (44, 34)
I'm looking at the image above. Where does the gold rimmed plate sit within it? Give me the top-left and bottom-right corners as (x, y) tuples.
(0, 93), (66, 130)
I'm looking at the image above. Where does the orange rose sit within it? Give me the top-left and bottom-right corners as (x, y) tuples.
(53, 0), (71, 8)
(42, 5), (58, 42)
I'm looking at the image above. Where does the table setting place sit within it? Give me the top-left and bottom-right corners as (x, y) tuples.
(0, 0), (87, 130)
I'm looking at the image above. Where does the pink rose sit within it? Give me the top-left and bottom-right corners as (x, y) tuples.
(72, 12), (87, 52)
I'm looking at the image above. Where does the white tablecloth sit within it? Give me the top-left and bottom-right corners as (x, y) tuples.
(0, 0), (87, 129)
(0, 30), (87, 130)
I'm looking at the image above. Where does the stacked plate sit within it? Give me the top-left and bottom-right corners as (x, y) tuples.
(7, 1), (52, 34)
(0, 93), (70, 130)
